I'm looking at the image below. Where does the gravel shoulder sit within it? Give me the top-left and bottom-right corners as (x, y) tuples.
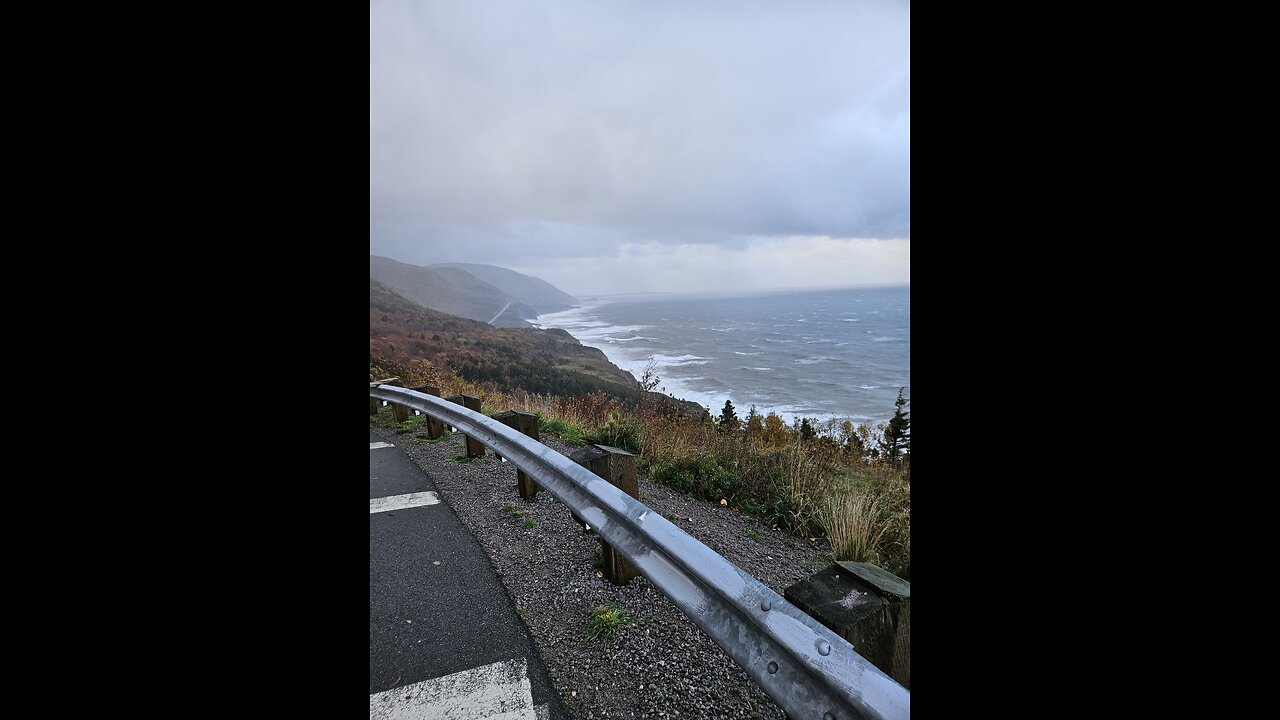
(371, 423), (835, 719)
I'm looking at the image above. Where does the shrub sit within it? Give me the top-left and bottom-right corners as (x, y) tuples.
(651, 456), (735, 501)
(584, 410), (642, 454)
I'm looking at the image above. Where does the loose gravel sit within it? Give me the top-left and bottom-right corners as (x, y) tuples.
(372, 424), (835, 719)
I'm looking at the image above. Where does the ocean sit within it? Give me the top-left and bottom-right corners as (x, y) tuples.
(532, 285), (910, 429)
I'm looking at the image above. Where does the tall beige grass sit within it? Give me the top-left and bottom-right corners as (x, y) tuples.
(825, 492), (887, 564)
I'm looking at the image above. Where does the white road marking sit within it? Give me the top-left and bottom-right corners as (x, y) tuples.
(369, 492), (440, 514)
(370, 442), (395, 450)
(369, 658), (536, 720)
(535, 704), (549, 720)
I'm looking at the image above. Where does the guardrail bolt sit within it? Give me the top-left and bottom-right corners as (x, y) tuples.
(569, 444), (640, 585)
(493, 410), (541, 500)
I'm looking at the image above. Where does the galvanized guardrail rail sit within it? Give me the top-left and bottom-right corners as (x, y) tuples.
(371, 383), (910, 720)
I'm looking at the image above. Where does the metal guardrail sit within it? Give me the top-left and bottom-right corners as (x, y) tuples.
(371, 384), (910, 720)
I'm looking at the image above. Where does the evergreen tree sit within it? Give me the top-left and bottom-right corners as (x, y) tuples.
(799, 417), (816, 443)
(883, 387), (910, 466)
(745, 405), (763, 440)
(718, 399), (739, 432)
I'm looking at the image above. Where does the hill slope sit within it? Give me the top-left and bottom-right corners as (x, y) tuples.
(370, 255), (535, 328)
(370, 279), (640, 398)
(431, 262), (577, 315)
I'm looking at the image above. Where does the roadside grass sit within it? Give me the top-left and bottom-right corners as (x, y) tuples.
(586, 604), (638, 641)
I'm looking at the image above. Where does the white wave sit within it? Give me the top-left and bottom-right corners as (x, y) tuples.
(650, 353), (709, 367)
(842, 318), (859, 322)
(734, 351), (763, 356)
(871, 336), (897, 342)
(794, 356), (832, 365)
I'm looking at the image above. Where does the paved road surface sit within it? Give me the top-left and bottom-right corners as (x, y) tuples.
(370, 431), (567, 719)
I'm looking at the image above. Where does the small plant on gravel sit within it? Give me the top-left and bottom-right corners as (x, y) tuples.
(743, 528), (760, 541)
(522, 518), (535, 529)
(586, 604), (637, 641)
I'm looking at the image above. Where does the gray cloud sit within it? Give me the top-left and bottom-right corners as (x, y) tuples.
(370, 0), (909, 289)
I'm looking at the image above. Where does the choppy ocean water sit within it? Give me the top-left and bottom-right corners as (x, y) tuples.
(532, 285), (909, 428)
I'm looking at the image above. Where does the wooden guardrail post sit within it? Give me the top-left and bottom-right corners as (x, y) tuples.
(783, 562), (911, 689)
(569, 444), (639, 585)
(492, 411), (541, 500)
(384, 378), (409, 423)
(445, 394), (485, 458)
(370, 377), (407, 421)
(410, 385), (447, 438)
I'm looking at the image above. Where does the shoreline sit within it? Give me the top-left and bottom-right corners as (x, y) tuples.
(533, 303), (894, 431)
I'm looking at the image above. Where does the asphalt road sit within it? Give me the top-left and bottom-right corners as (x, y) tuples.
(370, 430), (567, 719)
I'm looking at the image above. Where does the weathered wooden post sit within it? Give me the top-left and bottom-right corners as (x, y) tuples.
(569, 444), (639, 585)
(492, 411), (541, 500)
(410, 385), (447, 438)
(370, 377), (408, 422)
(383, 377), (409, 423)
(445, 394), (485, 458)
(783, 562), (910, 689)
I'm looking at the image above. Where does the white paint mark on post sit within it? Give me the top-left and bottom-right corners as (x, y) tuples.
(370, 442), (395, 450)
(369, 491), (440, 514)
(369, 657), (536, 720)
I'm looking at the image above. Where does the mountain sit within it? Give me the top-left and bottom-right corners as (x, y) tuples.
(370, 255), (536, 328)
(370, 279), (640, 397)
(430, 263), (577, 315)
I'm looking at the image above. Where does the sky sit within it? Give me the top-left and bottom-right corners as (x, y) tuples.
(370, 0), (909, 297)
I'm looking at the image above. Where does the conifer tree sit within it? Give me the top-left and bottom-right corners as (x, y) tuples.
(799, 417), (816, 443)
(745, 405), (763, 440)
(718, 399), (739, 432)
(883, 387), (911, 466)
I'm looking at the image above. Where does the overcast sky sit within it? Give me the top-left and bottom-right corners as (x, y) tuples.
(370, 0), (909, 297)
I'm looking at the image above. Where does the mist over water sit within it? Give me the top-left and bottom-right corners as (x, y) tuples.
(533, 286), (909, 428)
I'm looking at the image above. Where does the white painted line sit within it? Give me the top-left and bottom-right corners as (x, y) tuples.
(535, 703), (549, 720)
(369, 491), (440, 514)
(370, 442), (395, 450)
(370, 657), (536, 720)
